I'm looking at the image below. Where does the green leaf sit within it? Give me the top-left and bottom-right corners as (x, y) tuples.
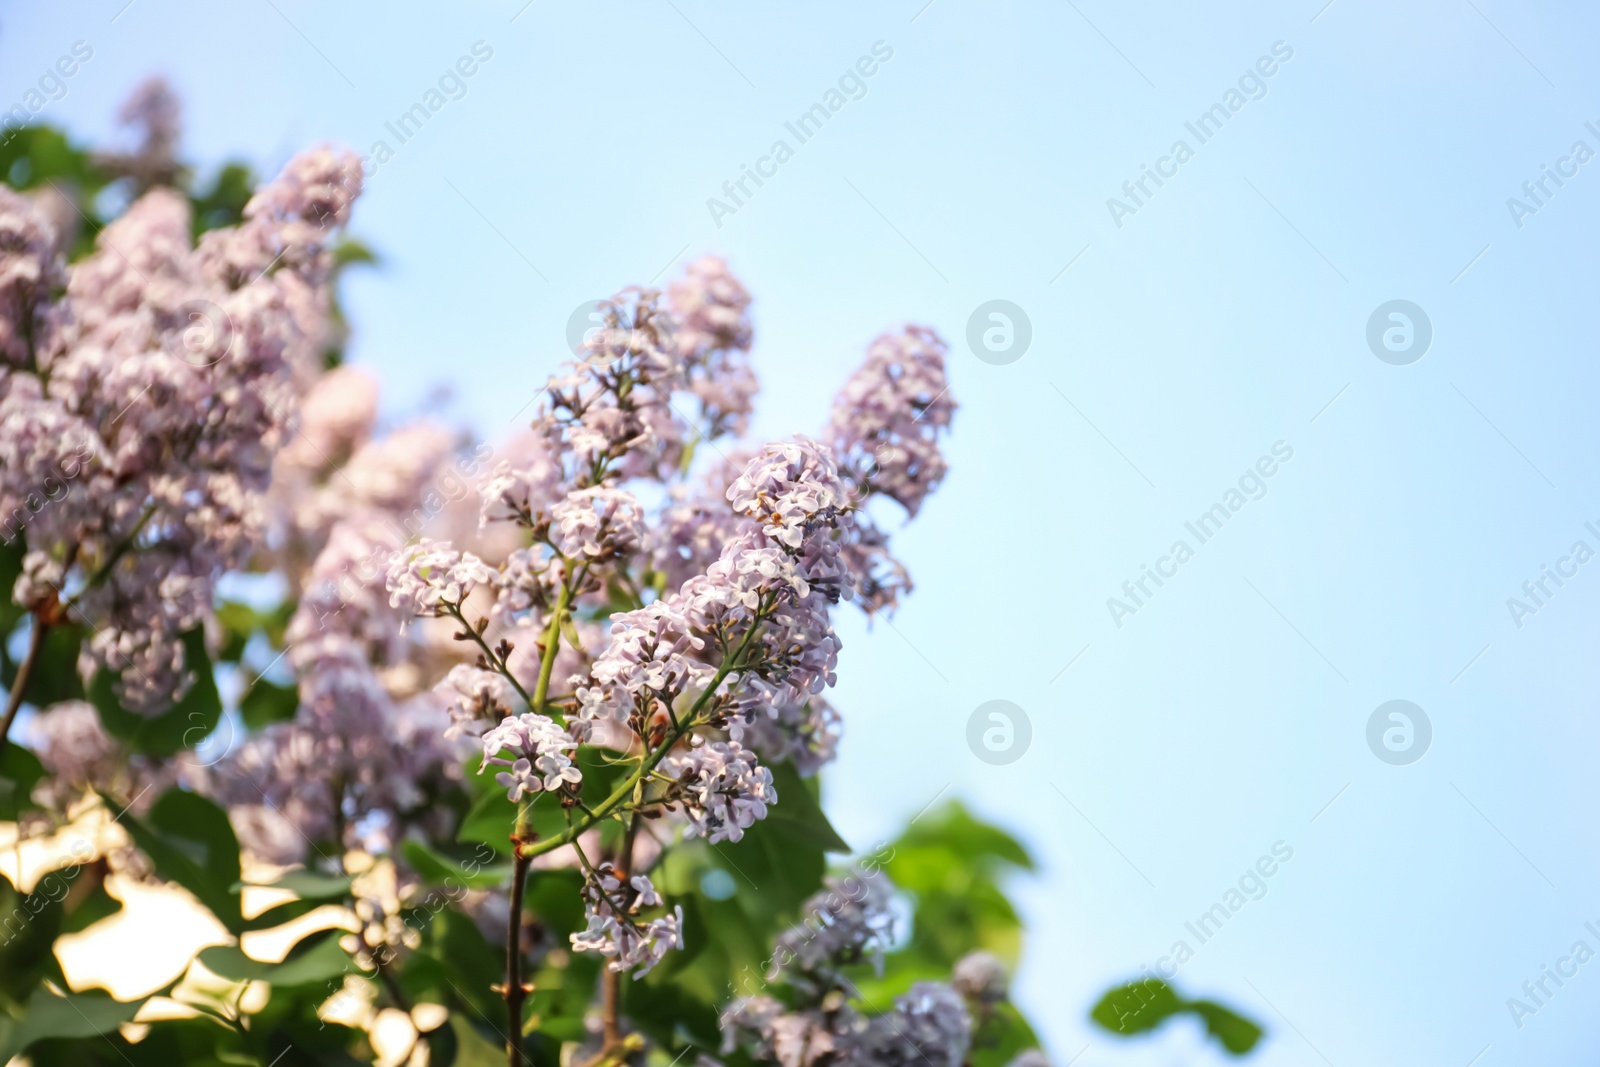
(447, 1015), (505, 1067)
(402, 839), (509, 891)
(244, 869), (354, 901)
(1090, 978), (1184, 1036)
(1090, 980), (1264, 1057)
(91, 628), (221, 756)
(109, 788), (243, 932)
(0, 870), (69, 1000)
(1190, 999), (1265, 1055)
(0, 537), (24, 634)
(764, 762), (850, 853)
(239, 677), (298, 729)
(0, 743), (44, 821)
(0, 986), (146, 1062)
(198, 932), (352, 988)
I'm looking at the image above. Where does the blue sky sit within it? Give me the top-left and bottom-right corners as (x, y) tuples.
(8, 0), (1600, 1062)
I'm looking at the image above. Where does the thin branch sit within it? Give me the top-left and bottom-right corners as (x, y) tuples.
(0, 620), (49, 759)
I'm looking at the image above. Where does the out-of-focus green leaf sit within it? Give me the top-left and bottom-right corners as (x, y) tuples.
(402, 838), (509, 891)
(239, 676), (298, 729)
(0, 870), (69, 1000)
(0, 986), (146, 1062)
(1090, 979), (1263, 1056)
(1190, 999), (1265, 1054)
(0, 538), (24, 634)
(0, 743), (44, 821)
(91, 628), (221, 756)
(447, 1014), (504, 1067)
(1090, 978), (1184, 1036)
(243, 869), (354, 900)
(108, 787), (243, 932)
(190, 162), (254, 235)
(764, 763), (850, 853)
(199, 931), (351, 988)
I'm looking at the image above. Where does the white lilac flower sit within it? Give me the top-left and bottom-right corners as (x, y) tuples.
(569, 865), (684, 977)
(869, 982), (972, 1067)
(827, 325), (955, 519)
(663, 739), (776, 844)
(0, 185), (62, 366)
(478, 712), (580, 800)
(550, 485), (645, 560)
(666, 255), (757, 439)
(384, 539), (493, 620)
(593, 597), (710, 700)
(731, 694), (842, 778)
(436, 664), (514, 739)
(726, 436), (850, 549)
(772, 872), (897, 980)
(194, 637), (458, 864)
(1, 145), (362, 712)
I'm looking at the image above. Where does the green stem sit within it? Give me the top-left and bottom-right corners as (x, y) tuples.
(521, 614), (765, 862)
(531, 580), (573, 717)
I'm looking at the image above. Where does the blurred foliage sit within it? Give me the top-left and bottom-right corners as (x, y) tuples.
(1091, 978), (1264, 1055)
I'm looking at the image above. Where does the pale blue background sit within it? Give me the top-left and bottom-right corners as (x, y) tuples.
(7, 0), (1600, 1063)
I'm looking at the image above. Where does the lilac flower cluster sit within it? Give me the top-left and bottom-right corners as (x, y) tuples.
(721, 879), (1022, 1067)
(662, 738), (776, 843)
(569, 863), (684, 978)
(0, 143), (361, 712)
(478, 712), (581, 800)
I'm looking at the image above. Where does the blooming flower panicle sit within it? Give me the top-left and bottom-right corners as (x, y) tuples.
(569, 863), (684, 977)
(662, 738), (776, 844)
(384, 539), (493, 621)
(478, 712), (581, 800)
